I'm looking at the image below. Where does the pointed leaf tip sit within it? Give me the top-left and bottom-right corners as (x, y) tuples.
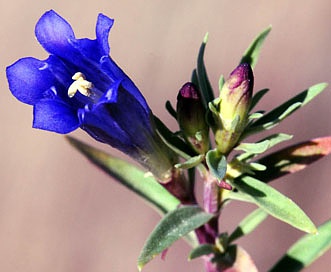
(234, 176), (317, 234)
(250, 82), (328, 131)
(203, 32), (209, 43)
(240, 25), (272, 68)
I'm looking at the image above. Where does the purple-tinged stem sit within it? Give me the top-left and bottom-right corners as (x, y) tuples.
(196, 172), (222, 272)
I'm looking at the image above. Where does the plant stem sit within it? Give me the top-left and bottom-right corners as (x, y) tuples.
(196, 172), (222, 272)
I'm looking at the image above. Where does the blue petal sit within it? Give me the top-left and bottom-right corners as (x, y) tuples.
(100, 56), (150, 113)
(70, 38), (100, 63)
(33, 99), (79, 133)
(78, 106), (134, 153)
(96, 14), (114, 56)
(90, 83), (154, 150)
(69, 13), (113, 64)
(98, 79), (120, 104)
(35, 10), (75, 56)
(6, 57), (54, 105)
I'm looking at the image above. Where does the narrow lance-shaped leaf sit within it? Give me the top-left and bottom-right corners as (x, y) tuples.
(66, 136), (180, 215)
(232, 176), (317, 234)
(137, 206), (213, 270)
(196, 33), (215, 108)
(270, 219), (331, 272)
(248, 83), (328, 133)
(228, 208), (268, 243)
(165, 100), (177, 119)
(255, 137), (331, 183)
(191, 69), (199, 87)
(238, 133), (293, 162)
(175, 154), (205, 170)
(249, 88), (269, 111)
(235, 140), (270, 154)
(154, 116), (195, 159)
(240, 26), (272, 68)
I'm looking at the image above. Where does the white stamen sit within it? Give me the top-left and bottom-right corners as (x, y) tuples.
(68, 72), (93, 98)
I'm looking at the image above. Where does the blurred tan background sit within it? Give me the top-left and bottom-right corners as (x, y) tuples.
(0, 1), (330, 271)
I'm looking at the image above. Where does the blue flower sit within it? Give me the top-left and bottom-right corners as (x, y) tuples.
(6, 10), (175, 182)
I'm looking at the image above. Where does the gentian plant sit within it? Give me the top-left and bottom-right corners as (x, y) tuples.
(6, 10), (331, 272)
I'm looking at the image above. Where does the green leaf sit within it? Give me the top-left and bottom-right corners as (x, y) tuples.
(235, 140), (270, 154)
(188, 244), (216, 260)
(255, 136), (331, 183)
(240, 26), (272, 68)
(66, 136), (180, 215)
(249, 83), (328, 133)
(137, 206), (213, 270)
(265, 133), (293, 148)
(233, 176), (317, 234)
(175, 154), (205, 169)
(191, 69), (199, 87)
(228, 209), (268, 243)
(249, 162), (266, 171)
(270, 219), (331, 272)
(238, 133), (293, 162)
(154, 116), (195, 159)
(248, 112), (264, 121)
(196, 33), (215, 108)
(206, 150), (227, 180)
(249, 88), (269, 111)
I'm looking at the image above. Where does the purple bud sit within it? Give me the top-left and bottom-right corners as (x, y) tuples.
(177, 83), (209, 154)
(220, 63), (254, 123)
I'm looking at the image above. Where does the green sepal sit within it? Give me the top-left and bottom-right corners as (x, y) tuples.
(206, 149), (227, 180)
(228, 208), (268, 243)
(255, 136), (331, 183)
(208, 100), (219, 116)
(175, 154), (205, 169)
(249, 88), (269, 111)
(218, 74), (225, 92)
(196, 33), (215, 108)
(270, 219), (331, 272)
(240, 26), (272, 68)
(165, 100), (177, 119)
(137, 206), (213, 270)
(247, 83), (328, 134)
(66, 136), (180, 215)
(188, 244), (216, 260)
(233, 176), (317, 234)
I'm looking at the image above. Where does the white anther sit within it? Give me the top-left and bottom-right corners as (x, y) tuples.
(68, 72), (93, 98)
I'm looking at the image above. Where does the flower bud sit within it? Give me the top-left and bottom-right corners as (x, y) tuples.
(176, 82), (209, 154)
(214, 63), (254, 154)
